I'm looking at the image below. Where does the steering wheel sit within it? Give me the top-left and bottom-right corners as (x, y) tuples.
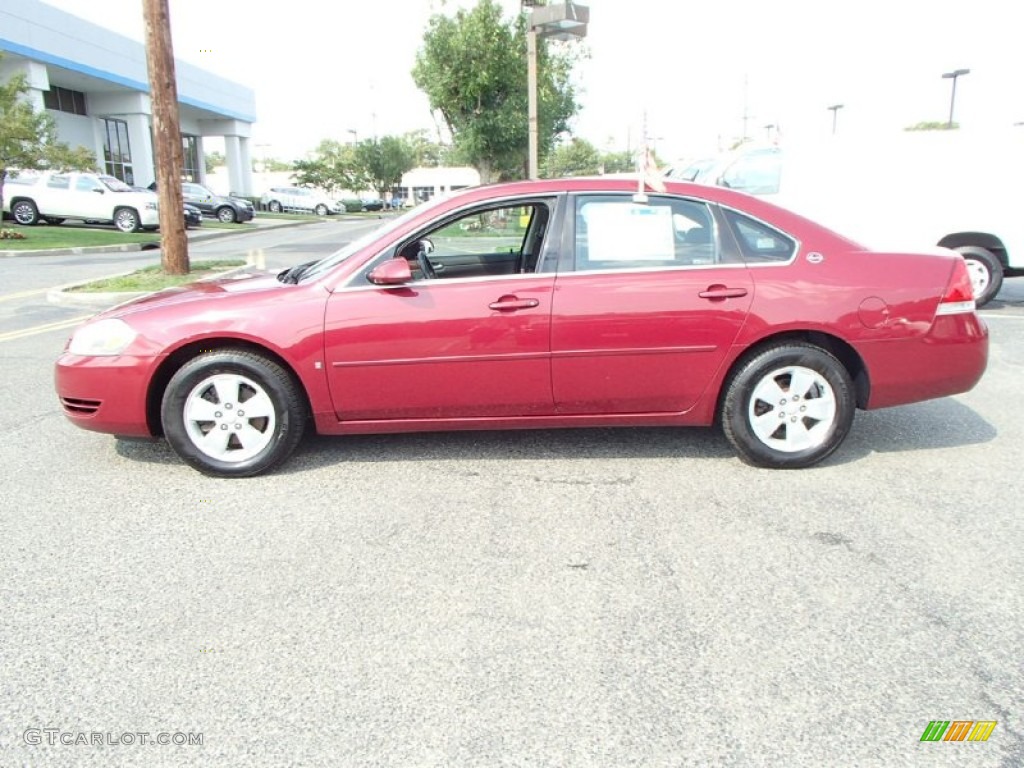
(415, 241), (437, 279)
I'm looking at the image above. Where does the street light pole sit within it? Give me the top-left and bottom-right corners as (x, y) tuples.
(527, 25), (539, 180)
(827, 104), (844, 135)
(941, 69), (970, 128)
(523, 1), (589, 180)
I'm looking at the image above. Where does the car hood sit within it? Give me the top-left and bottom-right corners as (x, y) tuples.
(105, 269), (290, 318)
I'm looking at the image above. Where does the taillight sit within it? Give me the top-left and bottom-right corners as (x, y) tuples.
(936, 257), (976, 316)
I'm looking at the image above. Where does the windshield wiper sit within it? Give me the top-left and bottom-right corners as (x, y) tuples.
(277, 260), (318, 284)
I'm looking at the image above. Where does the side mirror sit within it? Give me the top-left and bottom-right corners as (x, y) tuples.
(368, 258), (414, 286)
(92, 188), (105, 194)
(420, 238), (434, 255)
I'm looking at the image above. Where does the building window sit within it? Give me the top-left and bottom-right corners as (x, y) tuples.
(102, 118), (134, 185)
(43, 86), (87, 116)
(182, 135), (201, 182)
(412, 185), (433, 203)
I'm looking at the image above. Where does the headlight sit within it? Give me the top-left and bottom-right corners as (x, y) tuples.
(68, 318), (138, 356)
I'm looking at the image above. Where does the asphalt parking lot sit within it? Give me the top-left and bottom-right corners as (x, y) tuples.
(0, 227), (1021, 766)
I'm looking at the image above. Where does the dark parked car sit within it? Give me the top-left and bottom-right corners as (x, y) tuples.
(148, 181), (254, 223)
(133, 187), (202, 230)
(184, 203), (202, 229)
(56, 176), (987, 477)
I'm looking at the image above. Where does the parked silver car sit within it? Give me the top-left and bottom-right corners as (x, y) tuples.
(260, 186), (340, 215)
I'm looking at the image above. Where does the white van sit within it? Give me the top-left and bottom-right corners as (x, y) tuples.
(673, 132), (1024, 306)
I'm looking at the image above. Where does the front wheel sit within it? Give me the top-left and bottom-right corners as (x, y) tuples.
(11, 200), (39, 225)
(956, 246), (1003, 307)
(216, 206), (237, 223)
(160, 350), (308, 477)
(314, 203), (328, 216)
(721, 343), (855, 469)
(114, 207), (141, 233)
(268, 200), (282, 213)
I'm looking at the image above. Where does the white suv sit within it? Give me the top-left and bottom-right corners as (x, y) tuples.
(260, 186), (340, 216)
(2, 171), (159, 232)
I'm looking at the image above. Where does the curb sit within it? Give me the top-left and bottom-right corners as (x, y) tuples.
(0, 217), (322, 258)
(47, 265), (254, 310)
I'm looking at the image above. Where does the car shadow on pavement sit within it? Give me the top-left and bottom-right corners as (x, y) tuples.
(830, 397), (995, 465)
(113, 398), (994, 473)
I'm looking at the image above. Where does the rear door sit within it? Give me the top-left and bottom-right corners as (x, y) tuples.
(550, 193), (753, 414)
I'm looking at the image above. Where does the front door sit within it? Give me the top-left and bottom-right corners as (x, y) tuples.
(323, 199), (560, 421)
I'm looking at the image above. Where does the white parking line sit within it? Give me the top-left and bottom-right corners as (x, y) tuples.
(0, 314), (92, 344)
(0, 287), (50, 303)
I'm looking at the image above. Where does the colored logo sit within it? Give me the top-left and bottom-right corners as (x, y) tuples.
(920, 721), (997, 742)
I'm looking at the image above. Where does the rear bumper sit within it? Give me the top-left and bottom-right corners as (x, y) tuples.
(861, 313), (988, 409)
(54, 353), (159, 437)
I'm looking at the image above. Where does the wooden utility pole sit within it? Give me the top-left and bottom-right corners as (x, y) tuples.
(142, 0), (188, 274)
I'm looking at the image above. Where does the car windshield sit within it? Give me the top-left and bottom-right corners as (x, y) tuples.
(101, 176), (135, 192)
(298, 195), (454, 283)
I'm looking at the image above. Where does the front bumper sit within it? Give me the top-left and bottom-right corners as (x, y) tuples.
(55, 353), (160, 437)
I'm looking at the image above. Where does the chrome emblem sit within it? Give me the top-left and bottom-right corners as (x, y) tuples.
(806, 252), (824, 264)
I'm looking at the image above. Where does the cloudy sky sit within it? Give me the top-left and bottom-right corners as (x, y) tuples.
(46, 0), (1024, 164)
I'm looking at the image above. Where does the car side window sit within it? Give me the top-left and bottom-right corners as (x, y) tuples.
(574, 194), (722, 271)
(722, 209), (797, 263)
(397, 202), (552, 281)
(47, 175), (71, 190)
(75, 177), (101, 192)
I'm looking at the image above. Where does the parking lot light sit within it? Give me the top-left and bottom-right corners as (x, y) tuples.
(941, 69), (970, 129)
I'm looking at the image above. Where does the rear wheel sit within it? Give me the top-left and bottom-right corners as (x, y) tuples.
(955, 246), (1003, 307)
(114, 207), (141, 233)
(161, 350), (307, 477)
(216, 206), (237, 223)
(721, 343), (855, 469)
(11, 200), (39, 225)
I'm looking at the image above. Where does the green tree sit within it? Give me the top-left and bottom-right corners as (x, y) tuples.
(413, 0), (580, 183)
(599, 149), (634, 174)
(355, 136), (415, 199)
(292, 139), (366, 194)
(404, 129), (452, 168)
(542, 137), (601, 178)
(204, 150), (225, 173)
(905, 121), (958, 131)
(1, 61), (96, 217)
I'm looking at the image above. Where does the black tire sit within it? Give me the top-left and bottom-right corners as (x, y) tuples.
(314, 203), (328, 216)
(216, 206), (237, 223)
(161, 350), (307, 477)
(114, 207), (141, 233)
(721, 343), (855, 469)
(11, 200), (39, 226)
(43, 216), (66, 225)
(955, 246), (1003, 307)
(268, 200), (282, 213)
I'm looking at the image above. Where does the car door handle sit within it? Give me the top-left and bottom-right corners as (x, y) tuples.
(489, 296), (539, 311)
(698, 286), (748, 300)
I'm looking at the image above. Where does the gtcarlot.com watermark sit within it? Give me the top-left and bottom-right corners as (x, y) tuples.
(23, 728), (203, 747)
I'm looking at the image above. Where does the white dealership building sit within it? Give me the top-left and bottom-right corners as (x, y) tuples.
(0, 0), (256, 195)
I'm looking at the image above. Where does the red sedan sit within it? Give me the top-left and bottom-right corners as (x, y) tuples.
(55, 177), (988, 477)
